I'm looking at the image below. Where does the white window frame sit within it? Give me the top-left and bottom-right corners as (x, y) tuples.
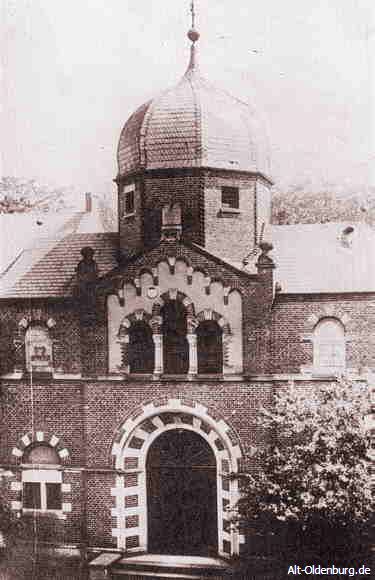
(313, 318), (346, 375)
(122, 184), (136, 218)
(22, 467), (62, 514)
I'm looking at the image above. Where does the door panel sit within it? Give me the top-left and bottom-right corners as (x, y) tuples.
(147, 429), (217, 556)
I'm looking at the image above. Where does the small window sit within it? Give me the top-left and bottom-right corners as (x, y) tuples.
(125, 189), (135, 215)
(221, 186), (239, 209)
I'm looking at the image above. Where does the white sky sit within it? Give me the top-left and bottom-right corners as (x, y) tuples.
(1, 0), (374, 203)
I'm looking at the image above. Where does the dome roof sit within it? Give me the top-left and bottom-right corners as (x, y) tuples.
(117, 40), (271, 179)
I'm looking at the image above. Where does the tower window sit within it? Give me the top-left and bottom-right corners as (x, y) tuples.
(121, 184), (136, 217)
(125, 189), (135, 215)
(221, 187), (239, 209)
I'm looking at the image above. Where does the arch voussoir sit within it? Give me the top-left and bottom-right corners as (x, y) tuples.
(111, 399), (243, 558)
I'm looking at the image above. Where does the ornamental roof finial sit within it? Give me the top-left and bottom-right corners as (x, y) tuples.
(186, 1), (200, 74)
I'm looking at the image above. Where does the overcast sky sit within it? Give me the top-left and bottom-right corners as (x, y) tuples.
(1, 0), (374, 204)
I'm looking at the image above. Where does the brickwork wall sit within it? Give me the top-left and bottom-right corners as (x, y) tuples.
(0, 378), (274, 548)
(86, 471), (116, 548)
(143, 169), (204, 247)
(0, 300), (81, 375)
(0, 381), (83, 465)
(1, 371), (371, 549)
(118, 169), (272, 267)
(271, 294), (375, 374)
(204, 172), (256, 262)
(118, 176), (144, 259)
(83, 380), (273, 467)
(256, 179), (272, 245)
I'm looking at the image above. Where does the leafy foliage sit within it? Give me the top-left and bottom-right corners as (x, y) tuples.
(272, 189), (375, 226)
(235, 378), (373, 565)
(0, 177), (72, 214)
(0, 476), (25, 544)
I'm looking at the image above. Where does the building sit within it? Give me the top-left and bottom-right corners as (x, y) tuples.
(0, 19), (374, 580)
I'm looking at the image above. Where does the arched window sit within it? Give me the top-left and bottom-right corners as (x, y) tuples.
(161, 300), (189, 374)
(129, 321), (154, 373)
(25, 325), (52, 373)
(197, 320), (223, 374)
(313, 318), (345, 373)
(22, 445), (62, 512)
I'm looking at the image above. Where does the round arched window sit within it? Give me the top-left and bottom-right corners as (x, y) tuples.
(313, 318), (345, 373)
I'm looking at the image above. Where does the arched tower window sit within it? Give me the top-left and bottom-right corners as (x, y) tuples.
(161, 300), (189, 374)
(129, 321), (155, 374)
(22, 445), (62, 511)
(313, 318), (345, 373)
(25, 324), (53, 373)
(197, 320), (223, 374)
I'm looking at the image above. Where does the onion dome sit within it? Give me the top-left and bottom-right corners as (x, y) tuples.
(117, 26), (270, 179)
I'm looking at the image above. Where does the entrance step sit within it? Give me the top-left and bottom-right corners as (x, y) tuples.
(89, 553), (231, 580)
(112, 554), (230, 579)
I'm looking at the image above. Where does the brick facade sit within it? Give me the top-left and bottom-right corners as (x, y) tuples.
(1, 226), (374, 557)
(117, 168), (272, 263)
(1, 47), (374, 564)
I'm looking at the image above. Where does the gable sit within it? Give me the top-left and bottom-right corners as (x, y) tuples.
(102, 240), (258, 377)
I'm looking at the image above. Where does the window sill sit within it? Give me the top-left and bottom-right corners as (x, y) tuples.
(218, 207), (241, 218)
(22, 509), (65, 519)
(312, 369), (345, 379)
(121, 212), (136, 220)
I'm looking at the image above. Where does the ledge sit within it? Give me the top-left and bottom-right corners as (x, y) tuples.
(22, 509), (66, 520)
(121, 212), (136, 220)
(217, 207), (241, 218)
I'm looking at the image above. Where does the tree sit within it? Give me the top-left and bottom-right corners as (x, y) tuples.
(235, 377), (373, 567)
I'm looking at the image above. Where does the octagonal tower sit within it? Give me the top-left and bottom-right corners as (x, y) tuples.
(116, 25), (272, 265)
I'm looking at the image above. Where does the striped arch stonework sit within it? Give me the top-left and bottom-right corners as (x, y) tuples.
(9, 432), (71, 516)
(151, 289), (195, 318)
(11, 431), (70, 463)
(111, 399), (244, 557)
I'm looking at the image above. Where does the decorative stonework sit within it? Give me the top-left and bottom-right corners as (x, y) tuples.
(306, 310), (351, 332)
(107, 258), (243, 375)
(9, 433), (72, 517)
(11, 431), (70, 464)
(111, 399), (244, 557)
(13, 316), (58, 374)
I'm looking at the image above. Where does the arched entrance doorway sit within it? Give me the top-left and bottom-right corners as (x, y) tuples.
(146, 429), (218, 556)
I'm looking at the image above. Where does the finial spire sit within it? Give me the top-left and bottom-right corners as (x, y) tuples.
(186, 0), (200, 74)
(190, 0), (196, 30)
(187, 0), (200, 44)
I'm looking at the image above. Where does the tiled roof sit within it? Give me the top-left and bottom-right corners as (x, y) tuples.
(0, 211), (85, 275)
(0, 231), (118, 299)
(1, 215), (373, 298)
(271, 222), (375, 294)
(117, 45), (270, 178)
